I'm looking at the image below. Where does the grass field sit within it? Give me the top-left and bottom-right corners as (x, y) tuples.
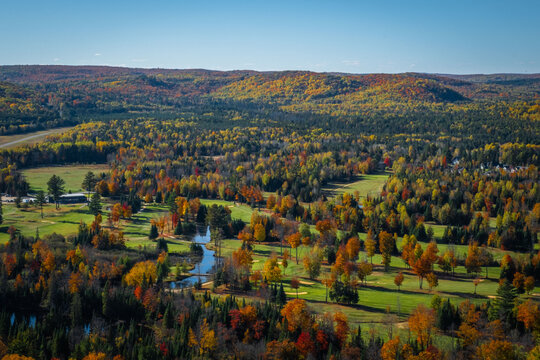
(322, 172), (390, 199)
(0, 127), (74, 148)
(219, 238), (540, 329)
(0, 203), (96, 243)
(23, 164), (110, 193)
(199, 199), (255, 223)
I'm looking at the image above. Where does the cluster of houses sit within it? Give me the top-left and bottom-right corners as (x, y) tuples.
(1, 192), (88, 204)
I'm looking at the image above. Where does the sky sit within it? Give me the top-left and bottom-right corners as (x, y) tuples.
(1, 0), (539, 74)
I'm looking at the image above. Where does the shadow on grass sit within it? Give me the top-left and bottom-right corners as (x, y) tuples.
(308, 298), (388, 315)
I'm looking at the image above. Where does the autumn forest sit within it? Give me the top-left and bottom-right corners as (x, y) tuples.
(0, 65), (538, 360)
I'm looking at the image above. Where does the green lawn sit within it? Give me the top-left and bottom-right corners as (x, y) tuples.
(322, 172), (390, 199)
(0, 203), (96, 243)
(199, 199), (255, 223)
(219, 237), (540, 327)
(23, 164), (110, 193)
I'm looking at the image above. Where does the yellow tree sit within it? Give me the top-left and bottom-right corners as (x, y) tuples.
(124, 261), (157, 287)
(408, 304), (435, 350)
(364, 230), (376, 264)
(286, 232), (302, 264)
(346, 237), (360, 261)
(379, 231), (395, 271)
(262, 254), (282, 283)
(253, 223), (266, 243)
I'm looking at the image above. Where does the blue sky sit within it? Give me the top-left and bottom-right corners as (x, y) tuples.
(1, 0), (539, 74)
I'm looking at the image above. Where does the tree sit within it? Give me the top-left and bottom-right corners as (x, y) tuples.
(253, 223), (266, 243)
(174, 219), (183, 235)
(295, 331), (315, 357)
(35, 190), (46, 218)
(124, 260), (157, 287)
(265, 340), (298, 360)
(365, 231), (376, 264)
(334, 312), (349, 347)
(473, 278), (481, 294)
(512, 272), (525, 293)
(357, 260), (373, 285)
(477, 340), (520, 360)
(149, 223), (159, 240)
(302, 248), (322, 279)
(199, 319), (217, 356)
(379, 231), (394, 271)
(280, 299), (312, 333)
(88, 193), (102, 216)
(81, 171), (97, 199)
(408, 304), (435, 350)
(488, 280), (518, 323)
(381, 336), (401, 360)
(329, 280), (358, 304)
(47, 175), (65, 209)
(290, 277), (300, 298)
(479, 247), (493, 279)
(426, 272), (438, 291)
(465, 242), (482, 277)
(286, 232), (302, 264)
(394, 271), (404, 291)
(263, 254), (282, 283)
(111, 203), (122, 226)
(524, 276), (535, 295)
(517, 299), (540, 332)
(346, 236), (361, 261)
(206, 204), (230, 231)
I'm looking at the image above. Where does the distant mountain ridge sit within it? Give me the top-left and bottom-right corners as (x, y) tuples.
(0, 65), (538, 136)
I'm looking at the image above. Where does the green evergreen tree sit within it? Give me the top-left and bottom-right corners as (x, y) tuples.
(149, 223), (159, 240)
(278, 283), (287, 305)
(70, 293), (83, 328)
(174, 220), (183, 235)
(488, 280), (518, 325)
(47, 175), (65, 209)
(81, 171), (97, 200)
(88, 193), (102, 216)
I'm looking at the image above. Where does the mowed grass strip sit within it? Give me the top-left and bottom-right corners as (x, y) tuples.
(23, 164), (110, 193)
(322, 172), (390, 199)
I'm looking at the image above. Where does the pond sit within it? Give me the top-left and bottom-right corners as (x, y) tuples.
(170, 226), (216, 289)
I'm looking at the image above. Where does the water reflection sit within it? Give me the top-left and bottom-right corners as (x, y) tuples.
(171, 226), (215, 289)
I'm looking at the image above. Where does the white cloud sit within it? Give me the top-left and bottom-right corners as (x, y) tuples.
(94, 53), (102, 57)
(53, 58), (60, 62)
(342, 60), (360, 66)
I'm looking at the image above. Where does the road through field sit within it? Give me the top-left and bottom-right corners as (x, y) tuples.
(0, 127), (73, 148)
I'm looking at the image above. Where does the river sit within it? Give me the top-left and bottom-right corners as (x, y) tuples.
(171, 226), (216, 289)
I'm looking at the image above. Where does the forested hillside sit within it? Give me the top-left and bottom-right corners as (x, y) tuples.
(0, 66), (538, 141)
(0, 66), (539, 359)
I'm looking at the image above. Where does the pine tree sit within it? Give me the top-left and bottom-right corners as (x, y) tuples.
(81, 171), (97, 199)
(174, 220), (183, 235)
(488, 280), (518, 324)
(102, 281), (111, 318)
(88, 193), (102, 216)
(278, 283), (287, 305)
(47, 175), (66, 209)
(70, 293), (83, 328)
(149, 224), (159, 240)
